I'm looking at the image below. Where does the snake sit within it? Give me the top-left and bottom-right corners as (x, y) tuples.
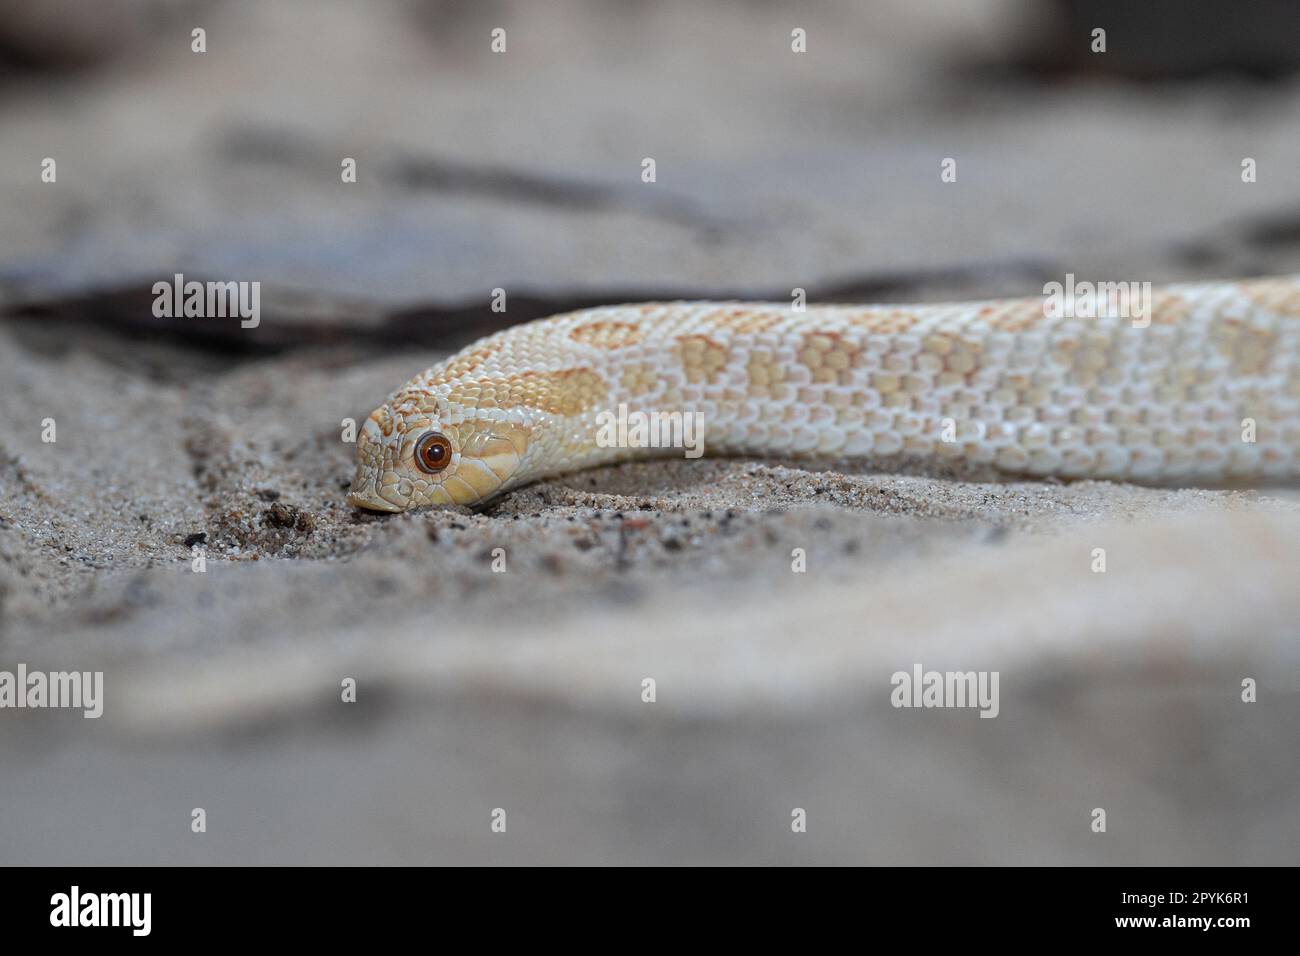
(347, 276), (1300, 511)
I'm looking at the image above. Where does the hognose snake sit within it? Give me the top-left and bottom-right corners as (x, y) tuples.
(347, 276), (1300, 511)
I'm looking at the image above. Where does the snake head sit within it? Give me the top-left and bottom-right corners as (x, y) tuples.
(346, 396), (530, 511)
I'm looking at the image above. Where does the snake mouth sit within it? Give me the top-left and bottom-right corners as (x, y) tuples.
(346, 463), (404, 512)
(346, 490), (403, 512)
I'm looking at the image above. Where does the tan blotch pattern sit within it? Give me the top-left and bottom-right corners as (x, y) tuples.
(570, 321), (645, 349)
(675, 335), (730, 385)
(745, 349), (791, 400)
(703, 304), (787, 334)
(619, 362), (660, 396)
(798, 332), (861, 385)
(447, 368), (608, 417)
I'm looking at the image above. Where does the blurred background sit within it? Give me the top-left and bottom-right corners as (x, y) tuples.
(1, 1), (1298, 865)
(3, 0), (1300, 332)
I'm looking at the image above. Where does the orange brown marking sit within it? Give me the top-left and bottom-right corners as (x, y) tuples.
(570, 321), (645, 349)
(447, 368), (608, 416)
(368, 405), (396, 437)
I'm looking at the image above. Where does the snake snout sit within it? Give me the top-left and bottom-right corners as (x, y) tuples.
(347, 414), (405, 511)
(347, 488), (403, 512)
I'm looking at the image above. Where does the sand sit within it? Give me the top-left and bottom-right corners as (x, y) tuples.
(2, 316), (1299, 864)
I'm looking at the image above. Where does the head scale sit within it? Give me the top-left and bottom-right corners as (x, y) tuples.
(346, 387), (530, 511)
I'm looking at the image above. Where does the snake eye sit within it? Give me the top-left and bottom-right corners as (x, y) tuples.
(414, 431), (453, 473)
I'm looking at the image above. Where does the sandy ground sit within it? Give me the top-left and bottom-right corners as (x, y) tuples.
(1, 0), (1299, 864)
(3, 316), (1298, 864)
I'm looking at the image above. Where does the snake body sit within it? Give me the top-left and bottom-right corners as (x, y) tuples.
(348, 277), (1300, 511)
